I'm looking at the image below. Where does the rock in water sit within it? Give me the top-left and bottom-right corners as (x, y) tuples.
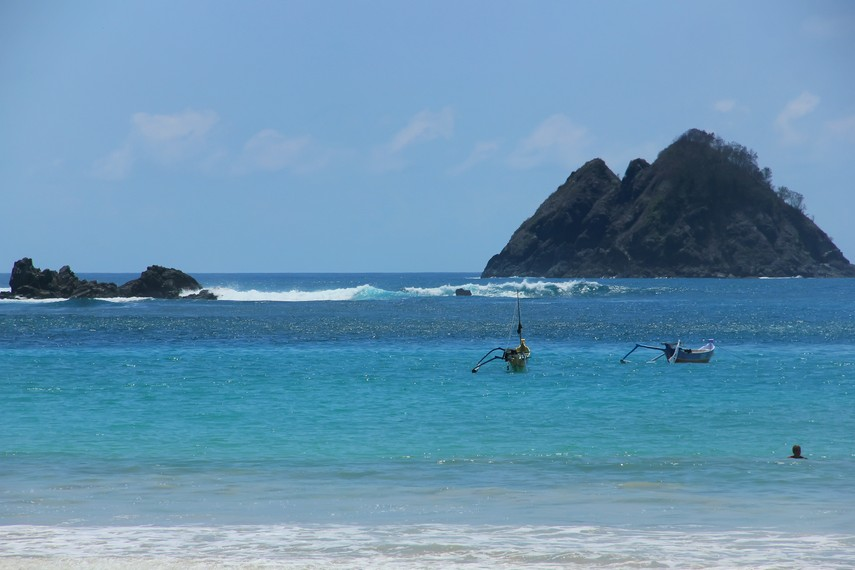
(482, 129), (855, 278)
(118, 265), (204, 298)
(5, 257), (119, 298)
(2, 258), (214, 299)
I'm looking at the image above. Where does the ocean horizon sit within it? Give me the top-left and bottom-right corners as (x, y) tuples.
(2, 273), (854, 568)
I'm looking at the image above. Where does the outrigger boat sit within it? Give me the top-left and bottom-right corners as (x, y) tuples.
(472, 293), (531, 373)
(620, 339), (715, 364)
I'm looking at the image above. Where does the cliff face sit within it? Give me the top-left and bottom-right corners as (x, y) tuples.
(482, 129), (855, 278)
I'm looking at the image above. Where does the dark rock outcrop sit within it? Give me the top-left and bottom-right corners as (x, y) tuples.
(455, 288), (472, 296)
(5, 258), (120, 299)
(1, 258), (217, 299)
(182, 289), (218, 300)
(482, 129), (855, 278)
(118, 265), (204, 298)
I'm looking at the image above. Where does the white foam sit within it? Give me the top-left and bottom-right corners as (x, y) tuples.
(405, 279), (622, 298)
(0, 294), (151, 303)
(206, 284), (393, 302)
(0, 279), (628, 304)
(1, 524), (853, 569)
(0, 296), (66, 303)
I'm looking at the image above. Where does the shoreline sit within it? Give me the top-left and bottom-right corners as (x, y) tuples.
(3, 523), (854, 569)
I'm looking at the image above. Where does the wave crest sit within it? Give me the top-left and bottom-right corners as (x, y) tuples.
(405, 279), (622, 298)
(1, 279), (629, 303)
(205, 279), (622, 302)
(207, 284), (396, 302)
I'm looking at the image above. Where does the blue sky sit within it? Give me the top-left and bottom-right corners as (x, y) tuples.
(2, 0), (854, 273)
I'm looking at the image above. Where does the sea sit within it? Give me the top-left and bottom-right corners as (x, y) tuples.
(1, 273), (853, 569)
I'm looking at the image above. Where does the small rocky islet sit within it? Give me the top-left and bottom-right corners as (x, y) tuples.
(0, 257), (217, 300)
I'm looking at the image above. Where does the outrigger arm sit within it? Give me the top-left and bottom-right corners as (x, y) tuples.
(472, 291), (528, 373)
(620, 343), (667, 364)
(472, 348), (505, 373)
(471, 346), (522, 373)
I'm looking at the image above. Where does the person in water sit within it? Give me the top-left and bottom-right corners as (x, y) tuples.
(789, 444), (806, 459)
(516, 338), (530, 355)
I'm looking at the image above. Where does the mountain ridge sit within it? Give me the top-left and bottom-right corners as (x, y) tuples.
(482, 129), (855, 278)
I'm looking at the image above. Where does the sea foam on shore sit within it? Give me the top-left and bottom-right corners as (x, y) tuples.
(3, 524), (855, 569)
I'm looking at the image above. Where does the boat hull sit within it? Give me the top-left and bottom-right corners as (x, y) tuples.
(665, 343), (714, 363)
(506, 352), (528, 371)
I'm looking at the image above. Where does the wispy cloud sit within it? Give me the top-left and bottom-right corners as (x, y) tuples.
(234, 129), (320, 174)
(92, 143), (135, 180)
(132, 110), (218, 144)
(134, 110), (220, 165)
(508, 114), (588, 169)
(372, 107), (454, 171)
(713, 99), (737, 113)
(93, 109), (221, 179)
(775, 92), (820, 144)
(93, 110), (332, 179)
(389, 107), (454, 152)
(450, 140), (501, 175)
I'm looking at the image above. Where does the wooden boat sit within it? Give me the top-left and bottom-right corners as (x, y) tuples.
(504, 342), (530, 371)
(620, 340), (715, 364)
(664, 340), (715, 363)
(472, 293), (530, 373)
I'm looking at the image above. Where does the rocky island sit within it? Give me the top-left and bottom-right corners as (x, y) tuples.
(483, 129), (855, 278)
(0, 258), (217, 300)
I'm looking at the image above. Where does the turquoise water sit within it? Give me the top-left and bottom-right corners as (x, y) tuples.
(1, 275), (854, 568)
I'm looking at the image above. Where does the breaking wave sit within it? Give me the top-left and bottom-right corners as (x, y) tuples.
(203, 279), (627, 302)
(207, 284), (399, 302)
(2, 524), (853, 569)
(404, 278), (624, 298)
(1, 279), (647, 303)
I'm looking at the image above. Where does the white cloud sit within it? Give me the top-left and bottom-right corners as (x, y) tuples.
(371, 107), (455, 172)
(93, 109), (220, 179)
(775, 92), (820, 144)
(93, 110), (327, 179)
(388, 107), (454, 153)
(713, 99), (737, 113)
(234, 129), (316, 173)
(509, 114), (588, 169)
(132, 110), (218, 142)
(132, 110), (219, 164)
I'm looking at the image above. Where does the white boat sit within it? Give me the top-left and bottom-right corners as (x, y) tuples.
(620, 340), (715, 364)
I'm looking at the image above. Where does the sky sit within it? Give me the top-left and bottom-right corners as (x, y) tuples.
(2, 0), (854, 273)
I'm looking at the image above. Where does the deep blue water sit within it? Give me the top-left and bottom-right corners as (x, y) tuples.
(1, 274), (854, 568)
